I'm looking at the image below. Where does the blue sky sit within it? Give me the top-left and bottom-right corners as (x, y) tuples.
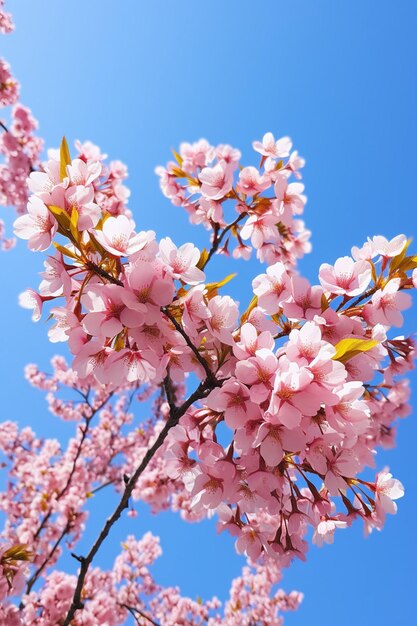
(1, 1), (416, 624)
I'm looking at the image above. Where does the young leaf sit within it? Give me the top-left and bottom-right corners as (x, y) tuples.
(59, 136), (71, 181)
(197, 248), (209, 270)
(48, 205), (71, 231)
(332, 337), (378, 363)
(52, 242), (80, 261)
(240, 295), (258, 324)
(205, 273), (237, 298)
(69, 207), (79, 243)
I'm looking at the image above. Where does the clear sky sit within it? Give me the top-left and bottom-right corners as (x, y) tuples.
(1, 1), (416, 624)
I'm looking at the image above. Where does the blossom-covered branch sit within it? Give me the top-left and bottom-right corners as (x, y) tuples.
(0, 3), (416, 623)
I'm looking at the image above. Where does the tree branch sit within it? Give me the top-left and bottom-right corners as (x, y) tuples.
(85, 261), (124, 286)
(20, 391), (114, 600)
(22, 521), (72, 601)
(345, 285), (379, 309)
(62, 376), (218, 626)
(204, 212), (247, 267)
(161, 306), (215, 381)
(120, 604), (161, 626)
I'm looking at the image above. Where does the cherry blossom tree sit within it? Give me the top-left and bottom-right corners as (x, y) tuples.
(1, 2), (416, 625)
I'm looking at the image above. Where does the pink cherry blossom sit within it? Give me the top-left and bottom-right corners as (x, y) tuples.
(283, 276), (323, 320)
(13, 196), (57, 251)
(27, 158), (62, 196)
(215, 143), (241, 167)
(324, 448), (362, 495)
(82, 284), (130, 337)
(252, 132), (292, 158)
(0, 2), (14, 33)
(104, 348), (159, 384)
(312, 517), (348, 547)
(94, 215), (152, 257)
(325, 381), (370, 437)
(252, 262), (291, 314)
(48, 307), (80, 342)
(18, 288), (43, 321)
(179, 138), (215, 173)
(319, 256), (372, 296)
(374, 468), (404, 516)
(236, 166), (270, 196)
(240, 212), (280, 249)
(268, 358), (321, 428)
(159, 237), (205, 284)
(39, 253), (73, 297)
(66, 157), (102, 187)
(235, 349), (278, 403)
(233, 322), (274, 360)
(274, 175), (306, 215)
(190, 459), (236, 510)
(363, 278), (412, 327)
(0, 58), (19, 106)
(198, 161), (234, 200)
(206, 295), (239, 345)
(206, 379), (259, 429)
(65, 185), (101, 230)
(372, 234), (407, 258)
(122, 260), (175, 317)
(351, 238), (377, 261)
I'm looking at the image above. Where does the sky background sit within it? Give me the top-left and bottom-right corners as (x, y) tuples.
(1, 1), (416, 624)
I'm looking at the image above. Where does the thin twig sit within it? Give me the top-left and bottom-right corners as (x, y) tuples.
(32, 393), (112, 543)
(120, 603), (161, 626)
(203, 213), (247, 267)
(162, 307), (214, 381)
(345, 285), (379, 309)
(21, 392), (114, 600)
(22, 521), (72, 601)
(85, 261), (124, 286)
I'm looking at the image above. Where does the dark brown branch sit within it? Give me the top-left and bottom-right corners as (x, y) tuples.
(32, 393), (112, 542)
(120, 604), (161, 626)
(62, 376), (219, 626)
(162, 307), (215, 382)
(21, 392), (114, 600)
(203, 212), (247, 267)
(345, 285), (379, 309)
(22, 521), (72, 602)
(163, 373), (177, 414)
(85, 261), (124, 286)
(89, 478), (115, 495)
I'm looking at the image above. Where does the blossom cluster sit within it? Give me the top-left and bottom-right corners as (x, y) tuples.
(0, 0), (13, 34)
(12, 133), (416, 574)
(0, 358), (301, 625)
(156, 133), (310, 266)
(1, 3), (415, 625)
(0, 9), (42, 248)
